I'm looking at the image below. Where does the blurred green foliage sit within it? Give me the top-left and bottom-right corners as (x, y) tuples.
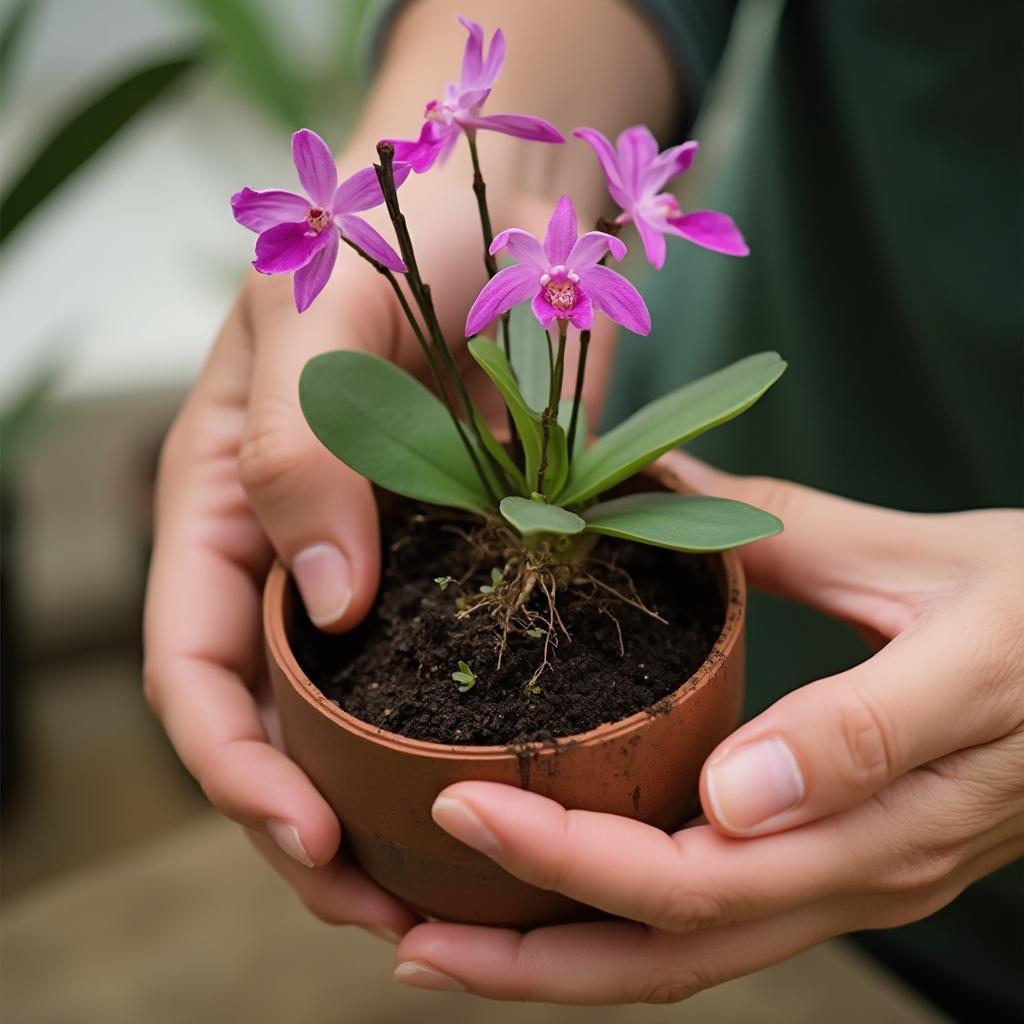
(0, 0), (374, 247)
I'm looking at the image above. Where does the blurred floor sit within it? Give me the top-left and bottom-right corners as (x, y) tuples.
(1, 396), (950, 1024)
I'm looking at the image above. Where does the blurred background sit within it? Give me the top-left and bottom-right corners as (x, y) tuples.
(0, 1), (953, 1021)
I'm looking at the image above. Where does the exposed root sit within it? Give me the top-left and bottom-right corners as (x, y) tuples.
(445, 519), (665, 692)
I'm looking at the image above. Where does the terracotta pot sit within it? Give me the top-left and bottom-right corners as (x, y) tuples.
(264, 460), (746, 928)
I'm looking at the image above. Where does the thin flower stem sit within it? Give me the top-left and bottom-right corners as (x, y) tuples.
(565, 329), (590, 462)
(564, 219), (624, 466)
(537, 320), (567, 494)
(374, 143), (506, 503)
(466, 132), (518, 451)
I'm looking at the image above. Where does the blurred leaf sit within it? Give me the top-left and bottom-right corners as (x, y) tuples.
(300, 350), (490, 513)
(500, 497), (585, 537)
(189, 0), (309, 128)
(0, 0), (35, 87)
(583, 492), (783, 552)
(0, 52), (198, 244)
(0, 344), (68, 486)
(507, 304), (549, 411)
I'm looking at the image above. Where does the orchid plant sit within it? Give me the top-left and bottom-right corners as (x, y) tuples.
(231, 16), (786, 668)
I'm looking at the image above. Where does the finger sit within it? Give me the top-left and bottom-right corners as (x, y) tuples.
(658, 450), (937, 638)
(700, 611), (1018, 836)
(429, 783), (861, 932)
(239, 269), (402, 633)
(394, 903), (837, 1003)
(144, 302), (340, 865)
(247, 829), (420, 938)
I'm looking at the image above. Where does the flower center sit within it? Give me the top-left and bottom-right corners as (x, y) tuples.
(544, 279), (577, 312)
(306, 206), (330, 234)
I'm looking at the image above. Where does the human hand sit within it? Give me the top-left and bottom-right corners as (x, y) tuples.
(392, 451), (1024, 1001)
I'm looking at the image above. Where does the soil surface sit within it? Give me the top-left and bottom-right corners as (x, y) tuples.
(291, 508), (725, 746)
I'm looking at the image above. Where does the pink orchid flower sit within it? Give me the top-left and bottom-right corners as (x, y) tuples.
(388, 17), (564, 173)
(465, 195), (650, 337)
(575, 125), (749, 269)
(231, 129), (408, 313)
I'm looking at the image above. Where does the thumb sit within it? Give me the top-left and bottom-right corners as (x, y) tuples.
(238, 277), (392, 632)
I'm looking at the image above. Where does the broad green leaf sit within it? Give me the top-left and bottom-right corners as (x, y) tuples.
(558, 397), (588, 464)
(468, 338), (545, 488)
(471, 407), (527, 495)
(300, 351), (489, 512)
(189, 0), (309, 128)
(0, 53), (197, 244)
(500, 496), (585, 536)
(1, 0), (34, 87)
(539, 416), (570, 500)
(583, 492), (782, 552)
(507, 304), (550, 410)
(559, 353), (787, 506)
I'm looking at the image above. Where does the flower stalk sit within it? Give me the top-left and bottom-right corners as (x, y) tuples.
(537, 320), (568, 493)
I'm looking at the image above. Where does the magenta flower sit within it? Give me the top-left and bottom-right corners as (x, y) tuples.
(231, 129), (408, 313)
(388, 17), (564, 173)
(466, 195), (650, 338)
(574, 125), (749, 269)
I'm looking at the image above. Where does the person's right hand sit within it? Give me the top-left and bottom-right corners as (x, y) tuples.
(142, 147), (617, 939)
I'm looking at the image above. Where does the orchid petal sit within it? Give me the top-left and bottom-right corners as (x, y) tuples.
(293, 229), (339, 313)
(389, 122), (453, 173)
(336, 215), (406, 272)
(456, 86), (491, 112)
(231, 188), (308, 232)
(466, 264), (539, 336)
(457, 16), (485, 89)
(480, 27), (505, 88)
(462, 113), (564, 144)
(577, 263), (651, 335)
(291, 129), (338, 207)
(574, 127), (630, 207)
(543, 195), (577, 265)
(567, 230), (627, 270)
(530, 290), (557, 330)
(489, 227), (546, 268)
(668, 210), (750, 256)
(334, 163), (409, 214)
(633, 212), (667, 269)
(568, 288), (594, 331)
(642, 140), (698, 194)
(253, 220), (331, 275)
(616, 125), (659, 197)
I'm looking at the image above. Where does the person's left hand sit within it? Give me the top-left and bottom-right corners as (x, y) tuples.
(389, 452), (1024, 1003)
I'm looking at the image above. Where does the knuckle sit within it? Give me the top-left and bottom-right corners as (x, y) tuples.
(656, 884), (728, 933)
(639, 964), (715, 1004)
(834, 689), (894, 792)
(237, 400), (309, 500)
(296, 886), (347, 926)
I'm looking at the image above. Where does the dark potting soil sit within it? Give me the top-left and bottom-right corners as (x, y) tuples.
(291, 508), (725, 746)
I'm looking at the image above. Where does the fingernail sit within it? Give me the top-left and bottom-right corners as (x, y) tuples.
(431, 796), (501, 856)
(363, 924), (403, 944)
(292, 544), (352, 627)
(394, 961), (464, 992)
(706, 737), (804, 833)
(265, 819), (315, 867)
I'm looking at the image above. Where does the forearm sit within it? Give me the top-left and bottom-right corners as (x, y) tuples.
(342, 0), (679, 225)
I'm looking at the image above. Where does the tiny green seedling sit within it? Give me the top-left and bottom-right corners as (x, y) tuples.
(452, 660), (477, 692)
(525, 627), (543, 638)
(479, 567), (504, 594)
(434, 576), (455, 591)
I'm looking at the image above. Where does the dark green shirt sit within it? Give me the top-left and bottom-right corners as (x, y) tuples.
(607, 2), (1023, 1020)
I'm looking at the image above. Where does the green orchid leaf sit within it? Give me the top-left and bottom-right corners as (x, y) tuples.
(500, 496), (586, 537)
(300, 351), (490, 512)
(471, 406), (527, 495)
(559, 353), (787, 506)
(468, 338), (545, 487)
(540, 416), (570, 500)
(583, 492), (782, 552)
(507, 304), (550, 410)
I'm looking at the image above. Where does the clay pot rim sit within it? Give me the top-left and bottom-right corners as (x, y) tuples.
(265, 529), (745, 763)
